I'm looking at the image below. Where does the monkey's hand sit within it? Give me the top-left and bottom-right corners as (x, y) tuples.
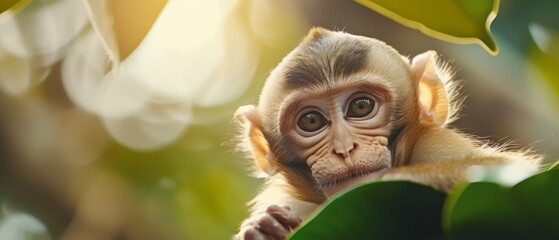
(234, 205), (302, 240)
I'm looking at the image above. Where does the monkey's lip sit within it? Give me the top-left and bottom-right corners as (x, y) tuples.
(321, 166), (390, 196)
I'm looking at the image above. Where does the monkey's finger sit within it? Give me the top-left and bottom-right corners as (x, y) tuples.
(267, 205), (302, 229)
(242, 227), (268, 240)
(256, 214), (290, 240)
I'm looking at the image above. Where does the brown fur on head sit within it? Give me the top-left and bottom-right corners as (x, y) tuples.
(235, 27), (460, 202)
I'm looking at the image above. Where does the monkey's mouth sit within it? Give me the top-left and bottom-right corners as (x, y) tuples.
(320, 166), (390, 196)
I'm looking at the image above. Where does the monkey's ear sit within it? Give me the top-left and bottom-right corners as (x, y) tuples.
(234, 105), (277, 176)
(304, 27), (329, 42)
(411, 51), (450, 126)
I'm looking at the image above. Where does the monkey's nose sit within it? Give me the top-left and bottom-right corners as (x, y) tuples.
(333, 143), (357, 166)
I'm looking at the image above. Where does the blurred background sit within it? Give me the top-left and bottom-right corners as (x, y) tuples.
(0, 0), (557, 239)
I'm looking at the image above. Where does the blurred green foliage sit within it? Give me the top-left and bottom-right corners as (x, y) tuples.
(495, 0), (559, 106)
(0, 0), (27, 14)
(102, 120), (259, 239)
(355, 0), (499, 54)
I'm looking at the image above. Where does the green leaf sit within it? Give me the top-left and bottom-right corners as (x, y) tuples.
(0, 0), (27, 15)
(289, 181), (446, 240)
(548, 160), (559, 170)
(444, 169), (559, 240)
(355, 0), (500, 55)
(513, 169), (559, 230)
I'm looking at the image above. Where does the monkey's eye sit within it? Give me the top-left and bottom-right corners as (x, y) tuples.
(297, 111), (327, 132)
(346, 97), (376, 118)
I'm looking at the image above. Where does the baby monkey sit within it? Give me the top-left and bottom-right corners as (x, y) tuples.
(234, 27), (541, 240)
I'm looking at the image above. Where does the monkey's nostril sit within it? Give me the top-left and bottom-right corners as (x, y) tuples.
(349, 143), (357, 153)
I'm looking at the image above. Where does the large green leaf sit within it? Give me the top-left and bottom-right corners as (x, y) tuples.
(289, 181), (446, 240)
(444, 169), (559, 239)
(549, 160), (559, 170)
(355, 0), (499, 55)
(0, 0), (27, 14)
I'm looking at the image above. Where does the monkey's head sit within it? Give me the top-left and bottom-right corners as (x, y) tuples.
(236, 28), (456, 202)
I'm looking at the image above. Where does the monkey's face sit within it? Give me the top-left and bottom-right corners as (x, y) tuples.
(238, 28), (417, 200)
(263, 30), (414, 197)
(278, 81), (394, 196)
